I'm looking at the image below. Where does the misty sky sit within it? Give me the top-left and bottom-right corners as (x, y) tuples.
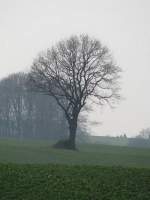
(0, 0), (150, 137)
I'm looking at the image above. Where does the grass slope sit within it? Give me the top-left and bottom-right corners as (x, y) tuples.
(0, 164), (150, 200)
(0, 138), (150, 168)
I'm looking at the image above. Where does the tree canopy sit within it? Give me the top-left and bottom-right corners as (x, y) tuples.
(29, 34), (121, 149)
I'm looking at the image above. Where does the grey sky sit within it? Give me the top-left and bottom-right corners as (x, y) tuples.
(0, 0), (150, 137)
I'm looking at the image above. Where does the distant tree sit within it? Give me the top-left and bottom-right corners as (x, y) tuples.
(137, 128), (150, 139)
(0, 73), (71, 139)
(28, 34), (121, 150)
(128, 128), (150, 148)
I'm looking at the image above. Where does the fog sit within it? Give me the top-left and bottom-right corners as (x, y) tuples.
(0, 0), (150, 137)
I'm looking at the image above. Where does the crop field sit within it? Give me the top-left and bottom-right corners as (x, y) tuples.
(0, 138), (150, 199)
(0, 164), (150, 200)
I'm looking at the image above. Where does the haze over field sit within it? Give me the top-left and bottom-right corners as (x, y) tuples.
(0, 0), (150, 137)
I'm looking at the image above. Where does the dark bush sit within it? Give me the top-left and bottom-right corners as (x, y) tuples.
(53, 139), (77, 150)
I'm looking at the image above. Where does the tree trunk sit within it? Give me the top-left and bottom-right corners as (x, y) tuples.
(68, 119), (77, 150)
(53, 116), (78, 150)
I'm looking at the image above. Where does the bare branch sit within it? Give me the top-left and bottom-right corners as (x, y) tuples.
(28, 34), (121, 127)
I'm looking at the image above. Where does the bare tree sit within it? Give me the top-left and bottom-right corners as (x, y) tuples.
(0, 73), (73, 139)
(28, 34), (121, 149)
(137, 128), (150, 139)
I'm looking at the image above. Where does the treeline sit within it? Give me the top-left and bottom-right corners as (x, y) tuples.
(0, 73), (85, 139)
(128, 128), (150, 148)
(87, 134), (150, 148)
(128, 138), (150, 148)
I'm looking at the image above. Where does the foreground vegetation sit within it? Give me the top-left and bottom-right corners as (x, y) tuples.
(0, 164), (150, 200)
(0, 138), (150, 168)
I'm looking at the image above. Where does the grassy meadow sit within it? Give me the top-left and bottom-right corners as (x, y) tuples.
(0, 138), (150, 199)
(0, 138), (150, 168)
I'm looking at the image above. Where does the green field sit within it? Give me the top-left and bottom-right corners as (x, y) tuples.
(0, 138), (150, 168)
(0, 138), (150, 199)
(1, 164), (150, 200)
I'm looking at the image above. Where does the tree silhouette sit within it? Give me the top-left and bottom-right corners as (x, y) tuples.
(28, 34), (121, 149)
